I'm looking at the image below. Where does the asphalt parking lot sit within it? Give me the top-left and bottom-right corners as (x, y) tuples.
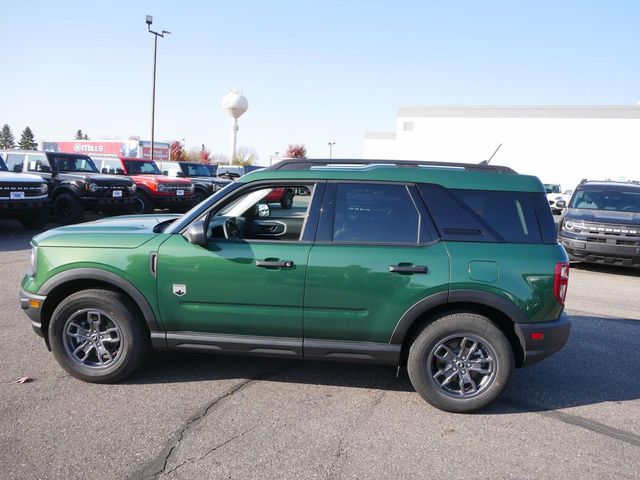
(1, 217), (639, 480)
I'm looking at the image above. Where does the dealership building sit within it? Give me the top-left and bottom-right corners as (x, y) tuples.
(41, 139), (171, 162)
(364, 106), (640, 192)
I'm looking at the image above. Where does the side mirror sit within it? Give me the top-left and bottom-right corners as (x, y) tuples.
(102, 168), (108, 174)
(39, 165), (52, 173)
(257, 203), (271, 218)
(176, 171), (187, 178)
(184, 220), (207, 246)
(162, 170), (169, 176)
(556, 200), (567, 209)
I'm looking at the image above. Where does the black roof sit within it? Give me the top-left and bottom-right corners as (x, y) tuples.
(266, 158), (516, 173)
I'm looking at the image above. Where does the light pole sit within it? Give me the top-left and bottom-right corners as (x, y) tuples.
(328, 142), (336, 159)
(146, 15), (170, 162)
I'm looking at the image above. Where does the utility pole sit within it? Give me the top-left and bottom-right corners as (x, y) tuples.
(146, 15), (170, 161)
(328, 141), (336, 159)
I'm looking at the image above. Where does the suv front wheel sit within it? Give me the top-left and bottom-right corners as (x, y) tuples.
(49, 289), (149, 383)
(407, 312), (514, 413)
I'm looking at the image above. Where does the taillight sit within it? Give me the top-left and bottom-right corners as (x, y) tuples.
(553, 262), (570, 305)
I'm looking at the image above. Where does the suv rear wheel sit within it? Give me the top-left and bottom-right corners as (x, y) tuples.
(280, 189), (294, 209)
(54, 192), (85, 224)
(49, 289), (149, 383)
(407, 312), (514, 413)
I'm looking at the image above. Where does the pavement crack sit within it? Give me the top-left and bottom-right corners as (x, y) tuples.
(132, 377), (255, 480)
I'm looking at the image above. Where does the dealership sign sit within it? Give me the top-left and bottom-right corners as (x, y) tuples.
(42, 140), (170, 160)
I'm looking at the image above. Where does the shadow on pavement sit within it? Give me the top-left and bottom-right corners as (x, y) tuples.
(122, 314), (640, 413)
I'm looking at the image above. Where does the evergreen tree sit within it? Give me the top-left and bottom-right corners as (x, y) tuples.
(83, 133), (89, 140)
(75, 129), (84, 140)
(18, 127), (37, 150)
(0, 124), (16, 149)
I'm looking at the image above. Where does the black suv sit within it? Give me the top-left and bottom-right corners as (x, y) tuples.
(157, 161), (230, 205)
(0, 153), (49, 229)
(559, 180), (640, 266)
(8, 151), (137, 224)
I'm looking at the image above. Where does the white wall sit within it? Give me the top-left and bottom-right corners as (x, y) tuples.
(364, 111), (640, 193)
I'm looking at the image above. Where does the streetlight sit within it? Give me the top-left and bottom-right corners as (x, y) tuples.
(328, 142), (336, 159)
(146, 15), (170, 162)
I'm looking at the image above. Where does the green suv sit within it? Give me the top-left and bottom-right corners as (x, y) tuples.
(19, 160), (571, 412)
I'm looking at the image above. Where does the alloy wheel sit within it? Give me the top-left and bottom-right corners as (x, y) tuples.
(427, 333), (497, 399)
(62, 309), (123, 369)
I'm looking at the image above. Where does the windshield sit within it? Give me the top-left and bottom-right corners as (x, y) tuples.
(570, 186), (640, 213)
(123, 160), (161, 175)
(55, 155), (99, 173)
(183, 163), (212, 177)
(544, 184), (561, 194)
(0, 157), (7, 172)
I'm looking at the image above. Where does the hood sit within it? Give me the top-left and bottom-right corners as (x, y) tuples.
(565, 208), (640, 226)
(59, 172), (133, 185)
(33, 214), (180, 248)
(131, 174), (191, 184)
(0, 171), (46, 183)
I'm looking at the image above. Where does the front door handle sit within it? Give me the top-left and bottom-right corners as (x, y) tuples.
(388, 265), (428, 274)
(256, 260), (295, 269)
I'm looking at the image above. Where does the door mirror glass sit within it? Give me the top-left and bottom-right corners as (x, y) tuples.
(556, 200), (566, 209)
(257, 203), (271, 218)
(184, 220), (207, 246)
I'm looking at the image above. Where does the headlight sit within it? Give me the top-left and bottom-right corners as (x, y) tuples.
(562, 220), (582, 233)
(129, 183), (137, 192)
(88, 182), (99, 193)
(39, 183), (48, 194)
(27, 245), (38, 277)
(157, 183), (168, 192)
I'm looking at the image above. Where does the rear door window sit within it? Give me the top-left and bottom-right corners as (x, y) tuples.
(419, 185), (543, 244)
(328, 183), (424, 244)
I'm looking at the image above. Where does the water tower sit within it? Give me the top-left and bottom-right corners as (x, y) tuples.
(222, 89), (248, 162)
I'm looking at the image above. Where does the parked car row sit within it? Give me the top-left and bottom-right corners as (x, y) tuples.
(0, 150), (293, 229)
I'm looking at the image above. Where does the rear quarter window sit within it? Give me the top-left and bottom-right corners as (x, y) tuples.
(419, 184), (545, 244)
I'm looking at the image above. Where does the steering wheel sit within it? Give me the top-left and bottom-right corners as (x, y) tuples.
(223, 218), (241, 239)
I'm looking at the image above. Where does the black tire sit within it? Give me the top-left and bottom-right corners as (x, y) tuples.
(19, 207), (49, 230)
(49, 289), (149, 383)
(133, 192), (152, 214)
(192, 190), (208, 206)
(280, 189), (294, 209)
(54, 192), (85, 224)
(407, 312), (514, 413)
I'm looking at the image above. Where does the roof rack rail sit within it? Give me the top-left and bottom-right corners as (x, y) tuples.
(266, 159), (516, 173)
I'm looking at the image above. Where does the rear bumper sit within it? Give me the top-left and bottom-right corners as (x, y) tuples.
(19, 287), (47, 338)
(515, 311), (571, 367)
(560, 236), (640, 266)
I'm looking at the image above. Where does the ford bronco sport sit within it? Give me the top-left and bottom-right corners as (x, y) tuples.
(558, 179), (640, 266)
(19, 159), (571, 412)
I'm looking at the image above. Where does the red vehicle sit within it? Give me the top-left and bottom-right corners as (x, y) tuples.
(97, 157), (194, 214)
(264, 187), (295, 209)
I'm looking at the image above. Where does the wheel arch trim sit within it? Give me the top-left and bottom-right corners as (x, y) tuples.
(389, 289), (528, 345)
(38, 268), (161, 332)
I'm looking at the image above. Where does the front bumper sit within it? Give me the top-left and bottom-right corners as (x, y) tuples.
(0, 199), (49, 214)
(152, 195), (194, 207)
(19, 287), (47, 338)
(514, 311), (571, 367)
(82, 195), (135, 208)
(560, 236), (640, 266)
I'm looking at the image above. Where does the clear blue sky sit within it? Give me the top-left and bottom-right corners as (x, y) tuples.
(2, 0), (639, 164)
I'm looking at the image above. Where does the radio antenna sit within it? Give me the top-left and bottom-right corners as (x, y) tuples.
(482, 143), (502, 165)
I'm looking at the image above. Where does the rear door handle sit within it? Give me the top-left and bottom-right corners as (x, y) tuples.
(256, 260), (295, 269)
(388, 265), (428, 274)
